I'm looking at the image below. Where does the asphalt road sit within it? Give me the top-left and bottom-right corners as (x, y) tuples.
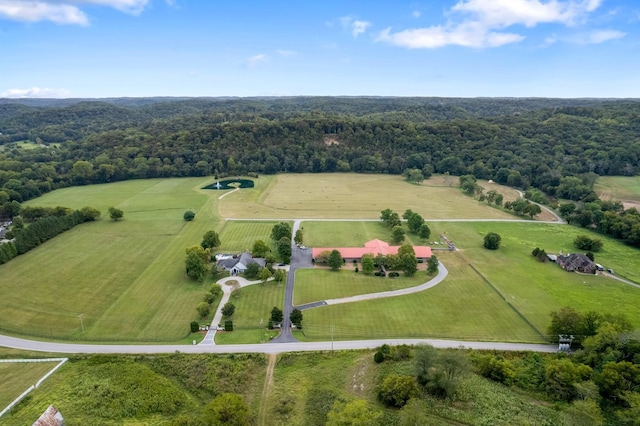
(0, 333), (556, 354)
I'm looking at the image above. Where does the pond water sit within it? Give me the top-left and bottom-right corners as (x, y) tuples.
(203, 179), (255, 190)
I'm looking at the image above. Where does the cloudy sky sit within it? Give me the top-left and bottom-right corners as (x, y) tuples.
(0, 0), (638, 98)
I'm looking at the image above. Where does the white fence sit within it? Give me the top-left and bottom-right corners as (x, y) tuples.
(0, 358), (68, 418)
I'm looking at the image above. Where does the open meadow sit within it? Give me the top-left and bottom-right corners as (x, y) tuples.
(0, 177), (227, 341)
(218, 173), (522, 220)
(1, 174), (639, 344)
(595, 176), (640, 210)
(298, 221), (640, 342)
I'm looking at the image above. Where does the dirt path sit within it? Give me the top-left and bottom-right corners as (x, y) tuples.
(259, 353), (277, 426)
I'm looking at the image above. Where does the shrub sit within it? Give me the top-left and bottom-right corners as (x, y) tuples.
(374, 351), (385, 363)
(224, 320), (234, 332)
(532, 247), (540, 257)
(209, 284), (222, 297)
(483, 232), (501, 250)
(574, 235), (603, 252)
(221, 302), (235, 317)
(190, 321), (200, 333)
(196, 302), (210, 319)
(378, 375), (419, 407)
(183, 210), (195, 221)
(586, 251), (594, 261)
(203, 293), (215, 304)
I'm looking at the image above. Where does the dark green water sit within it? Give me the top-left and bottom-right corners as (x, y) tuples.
(203, 179), (255, 190)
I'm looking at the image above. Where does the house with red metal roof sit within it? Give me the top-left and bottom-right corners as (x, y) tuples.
(312, 239), (432, 262)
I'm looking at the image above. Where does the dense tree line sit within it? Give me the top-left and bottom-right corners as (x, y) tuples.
(1, 98), (639, 212)
(0, 207), (97, 264)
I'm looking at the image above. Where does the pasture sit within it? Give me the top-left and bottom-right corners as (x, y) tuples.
(0, 362), (60, 412)
(217, 220), (287, 253)
(293, 269), (433, 306)
(298, 221), (640, 342)
(218, 173), (521, 219)
(595, 176), (640, 209)
(1, 177), (225, 341)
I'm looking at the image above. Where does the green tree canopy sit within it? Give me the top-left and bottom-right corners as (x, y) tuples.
(328, 249), (343, 271)
(201, 230), (221, 249)
(183, 210), (195, 221)
(108, 207), (124, 221)
(483, 232), (501, 250)
(252, 239), (270, 257)
(203, 393), (250, 426)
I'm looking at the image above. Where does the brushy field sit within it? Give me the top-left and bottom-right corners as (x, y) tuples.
(1, 351), (572, 426)
(299, 221), (640, 342)
(0, 362), (60, 411)
(0, 353), (266, 425)
(215, 282), (286, 344)
(0, 178), (225, 342)
(218, 173), (520, 219)
(293, 269), (434, 306)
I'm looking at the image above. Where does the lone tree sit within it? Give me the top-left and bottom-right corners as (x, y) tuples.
(483, 232), (502, 250)
(290, 308), (303, 328)
(294, 229), (304, 245)
(328, 249), (343, 271)
(221, 302), (235, 317)
(108, 207), (124, 221)
(201, 230), (221, 249)
(270, 306), (284, 323)
(204, 393), (250, 426)
(183, 210), (195, 221)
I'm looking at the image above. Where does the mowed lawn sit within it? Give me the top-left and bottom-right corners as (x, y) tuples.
(218, 173), (520, 219)
(303, 220), (428, 247)
(433, 222), (640, 334)
(0, 178), (226, 341)
(300, 252), (544, 343)
(293, 269), (434, 306)
(217, 220), (289, 253)
(299, 221), (640, 343)
(215, 282), (285, 345)
(0, 362), (60, 410)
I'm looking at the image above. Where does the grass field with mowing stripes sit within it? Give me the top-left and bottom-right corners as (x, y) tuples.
(293, 268), (435, 306)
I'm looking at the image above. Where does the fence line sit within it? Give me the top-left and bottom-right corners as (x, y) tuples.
(0, 358), (68, 418)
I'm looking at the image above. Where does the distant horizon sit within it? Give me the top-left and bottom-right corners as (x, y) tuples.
(1, 1), (638, 99)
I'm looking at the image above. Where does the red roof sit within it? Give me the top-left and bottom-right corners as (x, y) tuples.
(312, 239), (432, 259)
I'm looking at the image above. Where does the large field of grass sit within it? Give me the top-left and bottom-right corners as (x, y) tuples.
(218, 173), (521, 219)
(218, 220), (289, 253)
(0, 362), (60, 412)
(0, 177), (226, 342)
(299, 221), (640, 342)
(595, 176), (640, 209)
(293, 269), (434, 306)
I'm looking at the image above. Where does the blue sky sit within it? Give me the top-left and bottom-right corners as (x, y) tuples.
(0, 0), (638, 98)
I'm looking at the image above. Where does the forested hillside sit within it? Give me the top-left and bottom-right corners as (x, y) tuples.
(0, 97), (639, 205)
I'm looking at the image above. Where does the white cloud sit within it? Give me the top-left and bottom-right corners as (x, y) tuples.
(0, 1), (88, 25)
(378, 0), (608, 49)
(1, 86), (71, 98)
(0, 0), (150, 25)
(246, 53), (268, 67)
(351, 20), (371, 37)
(412, 10), (421, 18)
(570, 29), (626, 44)
(276, 49), (296, 57)
(339, 16), (372, 37)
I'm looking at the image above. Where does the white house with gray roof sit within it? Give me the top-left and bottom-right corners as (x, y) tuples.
(217, 252), (266, 275)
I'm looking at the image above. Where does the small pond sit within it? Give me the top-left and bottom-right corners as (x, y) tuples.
(203, 179), (255, 190)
